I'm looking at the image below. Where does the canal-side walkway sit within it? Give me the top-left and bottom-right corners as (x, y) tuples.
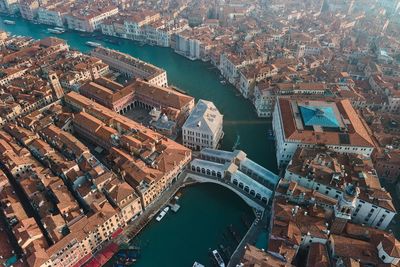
(114, 170), (196, 244)
(227, 208), (270, 267)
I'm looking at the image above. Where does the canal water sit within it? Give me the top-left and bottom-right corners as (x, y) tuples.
(0, 17), (276, 267)
(129, 184), (254, 267)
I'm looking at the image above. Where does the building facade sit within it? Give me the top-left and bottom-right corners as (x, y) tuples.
(182, 99), (223, 150)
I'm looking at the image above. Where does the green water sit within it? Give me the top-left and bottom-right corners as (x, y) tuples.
(0, 17), (275, 266)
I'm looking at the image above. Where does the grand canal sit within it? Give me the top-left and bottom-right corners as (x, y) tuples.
(0, 17), (277, 266)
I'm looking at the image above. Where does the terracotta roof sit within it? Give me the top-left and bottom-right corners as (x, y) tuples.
(381, 234), (400, 258)
(278, 98), (375, 147)
(132, 79), (194, 110)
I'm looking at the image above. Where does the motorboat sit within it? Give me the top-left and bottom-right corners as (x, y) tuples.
(3, 20), (15, 25)
(212, 249), (225, 267)
(156, 206), (170, 221)
(85, 41), (102, 47)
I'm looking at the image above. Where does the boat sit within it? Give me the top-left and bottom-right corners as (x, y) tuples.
(212, 249), (225, 267)
(48, 28), (63, 34)
(115, 244), (140, 265)
(171, 85), (187, 94)
(156, 206), (170, 221)
(85, 41), (102, 47)
(267, 129), (274, 140)
(3, 20), (15, 25)
(232, 134), (240, 150)
(192, 262), (205, 267)
(54, 27), (65, 33)
(156, 211), (166, 221)
(220, 80), (227, 85)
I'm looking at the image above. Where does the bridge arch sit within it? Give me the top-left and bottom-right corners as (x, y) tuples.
(184, 173), (266, 211)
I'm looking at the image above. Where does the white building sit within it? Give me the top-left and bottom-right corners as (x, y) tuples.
(37, 6), (65, 27)
(238, 63), (278, 99)
(0, 0), (19, 14)
(272, 98), (375, 167)
(19, 0), (39, 21)
(182, 99), (223, 150)
(219, 53), (245, 85)
(284, 147), (396, 230)
(253, 82), (275, 118)
(174, 32), (201, 60)
(65, 6), (119, 32)
(219, 52), (265, 87)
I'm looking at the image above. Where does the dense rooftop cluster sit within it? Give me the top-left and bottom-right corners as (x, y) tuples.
(0, 0), (400, 266)
(0, 35), (192, 267)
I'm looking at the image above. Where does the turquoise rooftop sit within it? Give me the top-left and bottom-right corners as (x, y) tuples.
(299, 105), (340, 128)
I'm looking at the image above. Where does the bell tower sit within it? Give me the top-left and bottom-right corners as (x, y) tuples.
(330, 183), (359, 234)
(48, 72), (64, 99)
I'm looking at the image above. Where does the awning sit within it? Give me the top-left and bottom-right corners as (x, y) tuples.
(112, 228), (123, 238)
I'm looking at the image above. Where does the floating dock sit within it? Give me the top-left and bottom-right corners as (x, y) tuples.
(169, 203), (180, 212)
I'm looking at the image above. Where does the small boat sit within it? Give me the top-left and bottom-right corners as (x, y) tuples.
(116, 245), (140, 265)
(48, 28), (63, 34)
(192, 262), (205, 267)
(212, 249), (225, 267)
(267, 129), (274, 140)
(3, 20), (15, 25)
(220, 80), (227, 85)
(232, 134), (240, 150)
(156, 206), (170, 221)
(85, 41), (102, 47)
(54, 27), (65, 32)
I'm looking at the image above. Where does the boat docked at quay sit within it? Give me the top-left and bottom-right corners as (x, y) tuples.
(212, 249), (225, 267)
(155, 206), (170, 222)
(115, 243), (140, 265)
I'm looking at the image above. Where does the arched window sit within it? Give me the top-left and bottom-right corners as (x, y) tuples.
(201, 168), (205, 174)
(256, 193), (261, 199)
(244, 186), (250, 193)
(250, 190), (255, 196)
(212, 170), (216, 176)
(191, 165), (195, 171)
(206, 169), (211, 175)
(217, 172), (222, 178)
(196, 167), (200, 172)
(262, 197), (268, 203)
(233, 179), (238, 185)
(239, 183), (244, 189)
